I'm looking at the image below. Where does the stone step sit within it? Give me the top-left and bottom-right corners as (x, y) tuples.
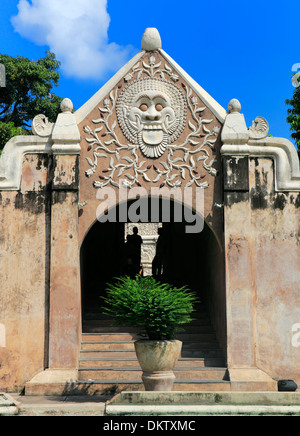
(85, 380), (231, 393)
(80, 347), (224, 358)
(81, 340), (220, 351)
(81, 341), (136, 351)
(81, 332), (218, 342)
(79, 357), (226, 368)
(80, 350), (138, 358)
(77, 304), (227, 395)
(0, 394), (19, 416)
(83, 333), (138, 341)
(25, 380), (232, 396)
(78, 367), (228, 381)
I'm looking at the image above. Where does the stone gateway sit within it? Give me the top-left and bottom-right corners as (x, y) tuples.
(0, 28), (299, 395)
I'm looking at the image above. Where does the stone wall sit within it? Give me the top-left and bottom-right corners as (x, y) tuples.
(223, 152), (300, 385)
(250, 158), (300, 383)
(0, 154), (51, 391)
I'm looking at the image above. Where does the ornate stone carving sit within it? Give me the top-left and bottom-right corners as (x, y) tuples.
(32, 114), (54, 137)
(126, 222), (161, 236)
(116, 77), (187, 158)
(84, 54), (219, 189)
(248, 116), (269, 140)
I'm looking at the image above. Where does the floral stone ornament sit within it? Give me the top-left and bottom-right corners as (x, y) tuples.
(84, 54), (219, 189)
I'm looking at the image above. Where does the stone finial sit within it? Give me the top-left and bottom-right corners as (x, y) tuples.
(228, 98), (241, 114)
(60, 98), (73, 113)
(51, 97), (80, 154)
(221, 98), (249, 144)
(141, 28), (162, 51)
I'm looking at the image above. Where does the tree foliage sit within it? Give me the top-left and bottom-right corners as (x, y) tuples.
(0, 121), (29, 150)
(286, 75), (300, 159)
(0, 51), (63, 150)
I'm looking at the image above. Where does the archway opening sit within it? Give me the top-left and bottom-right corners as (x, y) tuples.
(80, 197), (226, 353)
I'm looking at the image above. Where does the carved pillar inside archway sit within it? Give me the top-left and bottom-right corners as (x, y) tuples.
(125, 223), (162, 276)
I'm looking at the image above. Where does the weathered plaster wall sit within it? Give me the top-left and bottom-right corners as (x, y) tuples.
(48, 154), (81, 370)
(250, 158), (300, 384)
(0, 151), (81, 391)
(224, 155), (300, 385)
(0, 154), (51, 391)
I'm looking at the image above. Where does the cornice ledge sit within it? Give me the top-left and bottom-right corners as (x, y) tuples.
(221, 137), (300, 192)
(0, 98), (82, 191)
(0, 135), (52, 191)
(221, 98), (300, 192)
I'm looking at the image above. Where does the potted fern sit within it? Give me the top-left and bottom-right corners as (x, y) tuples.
(102, 275), (197, 391)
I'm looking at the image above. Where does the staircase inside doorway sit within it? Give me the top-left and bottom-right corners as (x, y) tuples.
(78, 302), (230, 395)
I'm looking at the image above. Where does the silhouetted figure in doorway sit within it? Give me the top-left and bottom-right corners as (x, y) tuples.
(152, 227), (166, 277)
(121, 227), (143, 278)
(130, 227), (143, 271)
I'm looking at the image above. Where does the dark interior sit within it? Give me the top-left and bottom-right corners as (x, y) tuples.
(80, 198), (224, 322)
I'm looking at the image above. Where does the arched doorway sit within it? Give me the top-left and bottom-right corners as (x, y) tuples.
(80, 197), (226, 354)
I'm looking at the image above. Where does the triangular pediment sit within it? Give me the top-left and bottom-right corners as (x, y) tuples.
(75, 38), (226, 126)
(77, 29), (225, 242)
(77, 31), (225, 186)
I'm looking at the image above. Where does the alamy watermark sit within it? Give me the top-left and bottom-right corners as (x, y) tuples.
(95, 182), (205, 234)
(292, 323), (300, 347)
(291, 63), (300, 88)
(0, 63), (6, 87)
(0, 324), (5, 348)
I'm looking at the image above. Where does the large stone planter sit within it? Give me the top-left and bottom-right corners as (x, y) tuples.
(134, 340), (182, 391)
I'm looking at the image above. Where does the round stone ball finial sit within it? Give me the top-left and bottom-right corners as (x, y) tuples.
(60, 98), (73, 113)
(141, 28), (162, 51)
(228, 98), (241, 114)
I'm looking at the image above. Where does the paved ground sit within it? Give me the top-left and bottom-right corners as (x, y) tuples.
(7, 393), (112, 416)
(3, 391), (300, 416)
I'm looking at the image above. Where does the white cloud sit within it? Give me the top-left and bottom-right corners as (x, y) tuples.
(11, 0), (135, 80)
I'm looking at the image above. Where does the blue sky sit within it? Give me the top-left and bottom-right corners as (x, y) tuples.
(0, 0), (299, 146)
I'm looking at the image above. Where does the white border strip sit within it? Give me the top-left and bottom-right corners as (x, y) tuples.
(106, 403), (300, 416)
(159, 49), (227, 124)
(74, 51), (145, 125)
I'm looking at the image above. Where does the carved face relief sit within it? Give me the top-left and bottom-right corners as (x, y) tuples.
(128, 90), (175, 146)
(116, 78), (187, 158)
